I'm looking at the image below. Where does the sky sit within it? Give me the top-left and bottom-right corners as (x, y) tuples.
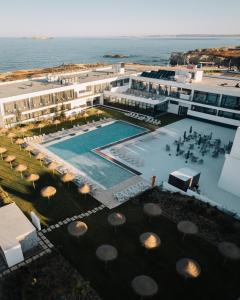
(0, 0), (239, 37)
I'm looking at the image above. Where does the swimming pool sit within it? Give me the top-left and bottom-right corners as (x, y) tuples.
(46, 121), (147, 188)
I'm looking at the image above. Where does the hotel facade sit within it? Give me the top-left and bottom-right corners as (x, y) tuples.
(0, 65), (240, 128)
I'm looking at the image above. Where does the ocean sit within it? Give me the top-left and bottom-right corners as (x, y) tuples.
(0, 37), (239, 72)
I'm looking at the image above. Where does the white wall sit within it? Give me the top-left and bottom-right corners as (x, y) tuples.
(3, 243), (24, 267)
(168, 103), (179, 114)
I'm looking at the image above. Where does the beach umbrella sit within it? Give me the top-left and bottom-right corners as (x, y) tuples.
(53, 119), (61, 129)
(15, 138), (25, 150)
(96, 244), (118, 267)
(189, 126), (193, 134)
(61, 172), (75, 188)
(15, 164), (27, 178)
(5, 155), (16, 169)
(218, 241), (240, 261)
(176, 143), (180, 153)
(69, 116), (75, 124)
(0, 128), (8, 135)
(67, 221), (88, 238)
(177, 220), (198, 240)
(139, 232), (161, 250)
(176, 258), (201, 279)
(78, 184), (90, 200)
(24, 145), (33, 157)
(131, 275), (158, 298)
(26, 173), (40, 189)
(38, 123), (45, 133)
(83, 112), (88, 121)
(183, 131), (187, 140)
(108, 212), (126, 232)
(0, 147), (7, 160)
(40, 186), (56, 203)
(35, 152), (45, 165)
(143, 203), (162, 221)
(97, 109), (102, 117)
(19, 127), (27, 138)
(7, 132), (16, 143)
(47, 161), (59, 174)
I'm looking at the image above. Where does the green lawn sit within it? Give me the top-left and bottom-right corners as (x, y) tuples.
(47, 193), (240, 300)
(0, 135), (99, 226)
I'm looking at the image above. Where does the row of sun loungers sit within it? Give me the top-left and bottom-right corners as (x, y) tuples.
(114, 181), (151, 203)
(110, 147), (144, 168)
(125, 112), (161, 125)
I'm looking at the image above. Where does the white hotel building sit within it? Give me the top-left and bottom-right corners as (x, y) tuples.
(0, 64), (240, 128)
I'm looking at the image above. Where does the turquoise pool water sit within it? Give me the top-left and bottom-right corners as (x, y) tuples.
(46, 121), (146, 188)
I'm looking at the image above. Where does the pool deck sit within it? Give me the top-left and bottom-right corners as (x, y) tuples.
(103, 118), (240, 216)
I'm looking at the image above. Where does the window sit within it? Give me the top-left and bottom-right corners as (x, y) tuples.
(191, 105), (217, 115)
(170, 100), (179, 105)
(221, 95), (240, 110)
(193, 91), (220, 106)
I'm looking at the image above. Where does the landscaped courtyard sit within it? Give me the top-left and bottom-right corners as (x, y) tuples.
(46, 188), (240, 300)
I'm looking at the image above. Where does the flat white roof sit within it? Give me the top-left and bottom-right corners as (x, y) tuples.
(0, 203), (35, 251)
(170, 167), (200, 181)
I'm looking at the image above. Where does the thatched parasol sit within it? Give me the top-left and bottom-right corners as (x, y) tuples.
(24, 145), (33, 157)
(96, 244), (118, 266)
(176, 258), (201, 279)
(0, 147), (7, 160)
(40, 186), (56, 202)
(15, 164), (27, 178)
(131, 275), (158, 298)
(78, 184), (91, 200)
(19, 127), (27, 138)
(48, 161), (59, 174)
(68, 221), (88, 238)
(5, 155), (16, 168)
(69, 116), (75, 124)
(35, 152), (45, 165)
(61, 172), (75, 188)
(26, 173), (40, 189)
(108, 212), (126, 232)
(143, 203), (162, 220)
(38, 123), (45, 133)
(53, 119), (61, 129)
(83, 112), (88, 121)
(218, 242), (240, 261)
(0, 128), (8, 135)
(177, 220), (198, 239)
(97, 109), (102, 117)
(139, 232), (161, 250)
(15, 138), (25, 150)
(7, 132), (16, 143)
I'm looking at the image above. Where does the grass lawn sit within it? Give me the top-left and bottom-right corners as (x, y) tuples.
(0, 135), (99, 226)
(47, 195), (240, 300)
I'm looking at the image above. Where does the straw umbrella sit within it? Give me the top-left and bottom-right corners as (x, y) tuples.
(26, 173), (40, 189)
(143, 203), (162, 221)
(24, 145), (33, 158)
(176, 258), (201, 279)
(139, 232), (161, 251)
(83, 112), (88, 121)
(40, 186), (56, 204)
(131, 275), (158, 298)
(19, 127), (27, 138)
(0, 147), (7, 160)
(61, 172), (75, 188)
(0, 128), (8, 135)
(15, 164), (27, 178)
(7, 132), (16, 143)
(38, 123), (44, 133)
(47, 161), (59, 175)
(69, 116), (75, 124)
(53, 119), (61, 129)
(78, 184), (90, 200)
(68, 221), (88, 238)
(108, 212), (126, 232)
(15, 138), (25, 150)
(35, 152), (45, 165)
(218, 241), (240, 262)
(177, 220), (198, 240)
(97, 109), (102, 118)
(5, 155), (16, 169)
(96, 244), (118, 268)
